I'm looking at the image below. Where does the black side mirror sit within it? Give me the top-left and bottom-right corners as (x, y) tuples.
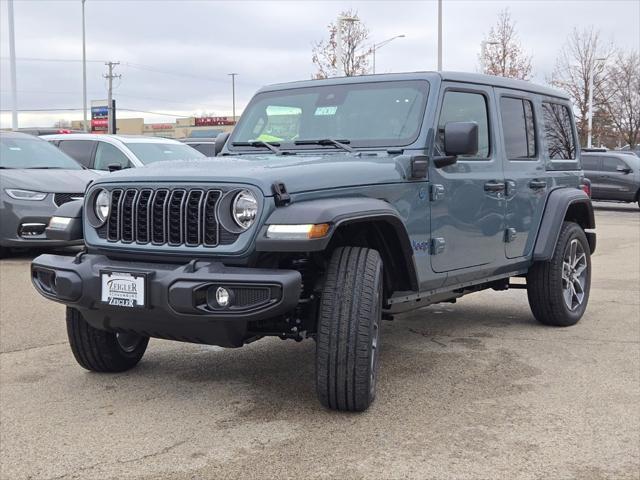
(214, 132), (230, 156)
(107, 163), (122, 172)
(433, 122), (479, 169)
(444, 121), (478, 156)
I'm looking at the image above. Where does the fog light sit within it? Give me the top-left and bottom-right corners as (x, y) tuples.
(215, 287), (231, 307)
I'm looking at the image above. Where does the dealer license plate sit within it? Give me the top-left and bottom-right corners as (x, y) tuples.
(101, 271), (146, 308)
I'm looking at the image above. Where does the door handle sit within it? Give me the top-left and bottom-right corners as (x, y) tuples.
(484, 181), (506, 192)
(528, 180), (547, 190)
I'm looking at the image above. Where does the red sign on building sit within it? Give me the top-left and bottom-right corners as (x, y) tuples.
(195, 116), (235, 126)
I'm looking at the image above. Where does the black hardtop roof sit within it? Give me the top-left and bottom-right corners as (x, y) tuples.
(0, 130), (40, 139)
(259, 71), (569, 101)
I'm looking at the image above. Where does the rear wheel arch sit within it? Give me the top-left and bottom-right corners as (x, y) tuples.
(533, 188), (595, 261)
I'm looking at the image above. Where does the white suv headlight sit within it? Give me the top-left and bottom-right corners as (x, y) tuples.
(231, 190), (258, 230)
(4, 189), (47, 201)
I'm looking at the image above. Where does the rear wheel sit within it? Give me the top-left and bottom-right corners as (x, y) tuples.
(315, 247), (383, 412)
(527, 222), (591, 326)
(66, 307), (149, 372)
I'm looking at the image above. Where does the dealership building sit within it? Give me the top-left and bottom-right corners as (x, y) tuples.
(70, 116), (235, 139)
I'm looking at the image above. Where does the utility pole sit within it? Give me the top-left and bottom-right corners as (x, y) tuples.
(104, 61), (120, 134)
(437, 0), (442, 70)
(81, 0), (88, 132)
(8, 0), (18, 130)
(228, 73), (237, 123)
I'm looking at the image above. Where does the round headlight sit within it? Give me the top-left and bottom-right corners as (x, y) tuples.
(94, 189), (111, 224)
(232, 190), (257, 230)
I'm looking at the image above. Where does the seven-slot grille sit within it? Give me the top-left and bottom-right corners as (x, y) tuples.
(105, 188), (221, 247)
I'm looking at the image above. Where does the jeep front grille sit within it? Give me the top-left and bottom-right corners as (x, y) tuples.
(104, 188), (222, 247)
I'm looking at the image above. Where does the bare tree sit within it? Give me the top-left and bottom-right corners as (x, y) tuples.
(312, 10), (371, 78)
(550, 27), (613, 145)
(479, 9), (533, 80)
(600, 50), (640, 148)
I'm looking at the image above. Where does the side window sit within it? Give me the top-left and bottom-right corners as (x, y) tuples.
(602, 155), (628, 173)
(438, 91), (490, 158)
(94, 142), (131, 170)
(542, 102), (577, 160)
(581, 155), (601, 170)
(500, 97), (537, 159)
(57, 140), (96, 168)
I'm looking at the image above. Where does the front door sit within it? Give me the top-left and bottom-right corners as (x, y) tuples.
(429, 84), (506, 273)
(496, 91), (548, 259)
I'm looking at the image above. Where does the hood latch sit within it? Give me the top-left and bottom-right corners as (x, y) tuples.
(272, 181), (291, 207)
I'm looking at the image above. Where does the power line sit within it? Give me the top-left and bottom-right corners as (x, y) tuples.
(0, 56), (105, 63)
(0, 107), (192, 118)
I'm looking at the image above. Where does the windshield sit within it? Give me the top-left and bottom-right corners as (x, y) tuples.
(125, 142), (205, 164)
(230, 80), (429, 150)
(0, 135), (82, 169)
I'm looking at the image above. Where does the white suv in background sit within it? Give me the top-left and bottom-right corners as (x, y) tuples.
(42, 134), (204, 171)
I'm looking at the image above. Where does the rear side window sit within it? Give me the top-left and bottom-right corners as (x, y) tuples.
(542, 102), (576, 160)
(500, 97), (536, 159)
(581, 156), (600, 170)
(57, 140), (96, 167)
(438, 91), (490, 158)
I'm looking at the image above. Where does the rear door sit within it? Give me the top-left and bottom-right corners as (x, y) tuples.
(429, 83), (506, 273)
(57, 140), (97, 169)
(496, 91), (548, 259)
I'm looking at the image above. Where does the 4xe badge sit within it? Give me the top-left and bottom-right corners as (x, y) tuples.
(101, 272), (145, 308)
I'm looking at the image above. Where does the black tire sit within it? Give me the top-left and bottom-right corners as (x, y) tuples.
(0, 246), (8, 259)
(66, 307), (149, 372)
(316, 246), (383, 412)
(527, 221), (591, 326)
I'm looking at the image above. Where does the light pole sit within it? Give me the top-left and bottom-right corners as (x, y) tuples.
(336, 14), (358, 76)
(587, 57), (606, 148)
(7, 0), (18, 130)
(81, 0), (88, 132)
(228, 73), (237, 123)
(480, 40), (500, 74)
(437, 0), (442, 70)
(371, 34), (405, 74)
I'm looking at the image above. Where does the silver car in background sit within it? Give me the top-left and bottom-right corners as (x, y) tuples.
(42, 134), (205, 171)
(0, 131), (99, 257)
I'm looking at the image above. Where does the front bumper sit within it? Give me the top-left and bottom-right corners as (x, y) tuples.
(31, 253), (302, 347)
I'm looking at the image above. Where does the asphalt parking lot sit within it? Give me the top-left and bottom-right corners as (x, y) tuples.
(1, 203), (638, 480)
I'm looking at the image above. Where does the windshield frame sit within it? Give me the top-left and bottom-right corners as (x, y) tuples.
(227, 79), (430, 153)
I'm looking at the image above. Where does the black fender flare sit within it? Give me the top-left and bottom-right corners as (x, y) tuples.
(255, 197), (419, 291)
(533, 188), (595, 261)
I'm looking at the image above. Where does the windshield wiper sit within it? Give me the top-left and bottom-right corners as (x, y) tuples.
(294, 138), (354, 153)
(232, 141), (283, 155)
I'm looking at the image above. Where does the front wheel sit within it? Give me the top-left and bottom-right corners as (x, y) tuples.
(527, 222), (592, 326)
(66, 307), (149, 372)
(315, 247), (383, 412)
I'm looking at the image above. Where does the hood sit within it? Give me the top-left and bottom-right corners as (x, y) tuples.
(0, 168), (100, 193)
(95, 153), (410, 195)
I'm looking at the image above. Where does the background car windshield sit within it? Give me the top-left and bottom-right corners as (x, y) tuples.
(0, 136), (82, 169)
(125, 143), (205, 164)
(231, 80), (429, 149)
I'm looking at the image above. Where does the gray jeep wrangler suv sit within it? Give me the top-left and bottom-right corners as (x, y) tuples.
(31, 72), (595, 411)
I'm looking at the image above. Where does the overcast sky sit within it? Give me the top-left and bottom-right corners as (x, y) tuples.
(1, 0), (638, 128)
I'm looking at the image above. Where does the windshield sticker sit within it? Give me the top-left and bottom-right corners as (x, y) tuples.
(9, 147), (21, 151)
(314, 106), (338, 116)
(163, 150), (173, 154)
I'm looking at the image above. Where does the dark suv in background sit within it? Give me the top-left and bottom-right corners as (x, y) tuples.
(582, 151), (640, 208)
